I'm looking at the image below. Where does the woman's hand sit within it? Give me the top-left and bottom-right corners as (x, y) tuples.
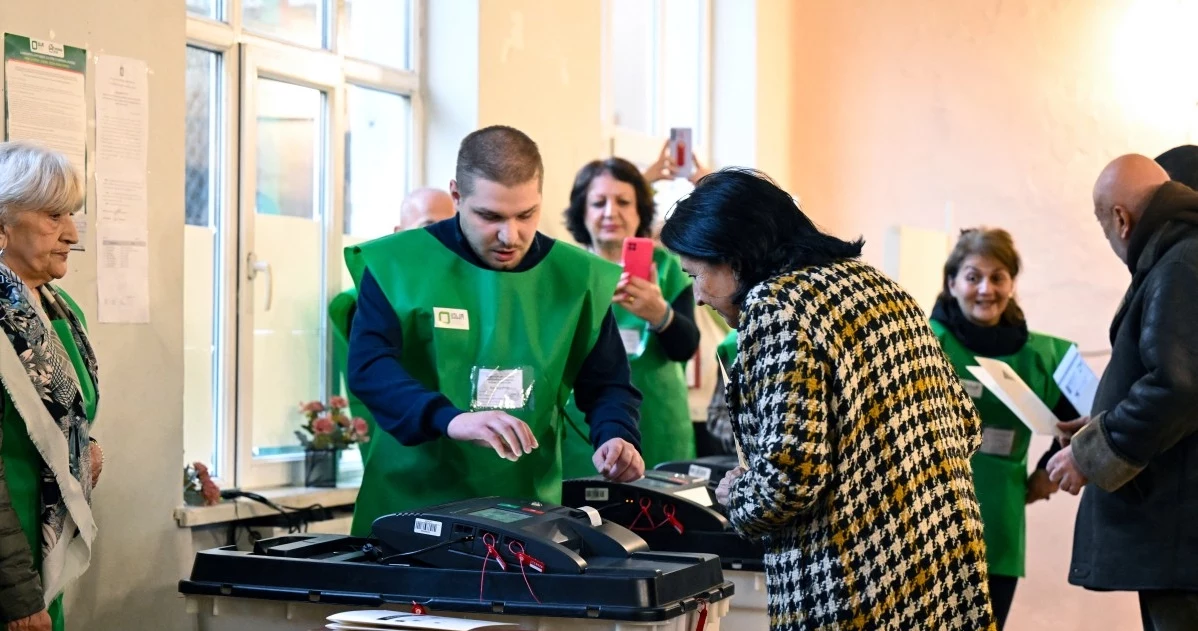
(688, 153), (712, 185)
(1025, 468), (1059, 504)
(715, 466), (746, 506)
(7, 609), (51, 631)
(89, 440), (103, 487)
(614, 265), (669, 325)
(643, 141), (676, 184)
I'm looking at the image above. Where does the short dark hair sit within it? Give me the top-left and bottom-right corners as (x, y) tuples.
(659, 168), (864, 305)
(1156, 145), (1198, 190)
(455, 125), (543, 196)
(563, 158), (656, 246)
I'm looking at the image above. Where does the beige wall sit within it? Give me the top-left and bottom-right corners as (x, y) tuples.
(785, 0), (1198, 628)
(478, 0), (605, 242)
(1, 1), (191, 629)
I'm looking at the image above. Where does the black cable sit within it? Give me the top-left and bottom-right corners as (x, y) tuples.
(378, 535), (475, 565)
(220, 489), (330, 534)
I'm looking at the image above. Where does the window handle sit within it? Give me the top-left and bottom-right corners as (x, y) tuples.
(247, 252), (273, 311)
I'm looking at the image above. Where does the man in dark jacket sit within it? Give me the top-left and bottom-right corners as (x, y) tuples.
(1047, 154), (1198, 631)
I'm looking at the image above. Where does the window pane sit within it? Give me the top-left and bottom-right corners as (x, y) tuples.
(243, 0), (326, 49)
(183, 46), (224, 477)
(345, 86), (411, 237)
(660, 0), (704, 146)
(255, 80), (320, 219)
(251, 78), (326, 457)
(187, 0), (219, 19)
(345, 0), (412, 69)
(611, 0), (657, 134)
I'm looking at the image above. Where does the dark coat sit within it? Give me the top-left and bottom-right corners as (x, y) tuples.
(1069, 181), (1198, 591)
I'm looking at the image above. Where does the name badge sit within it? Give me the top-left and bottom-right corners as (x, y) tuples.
(475, 368), (526, 409)
(980, 427), (1016, 457)
(433, 307), (469, 330)
(962, 379), (984, 399)
(619, 328), (643, 356)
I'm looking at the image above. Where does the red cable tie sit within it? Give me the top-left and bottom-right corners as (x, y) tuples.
(411, 602), (426, 615)
(694, 599), (709, 630)
(661, 504), (685, 534)
(629, 497), (656, 531)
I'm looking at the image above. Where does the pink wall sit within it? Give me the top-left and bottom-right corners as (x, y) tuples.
(788, 1), (1198, 628)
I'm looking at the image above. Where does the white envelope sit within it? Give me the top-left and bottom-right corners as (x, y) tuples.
(326, 610), (516, 630)
(1052, 344), (1099, 417)
(968, 357), (1061, 437)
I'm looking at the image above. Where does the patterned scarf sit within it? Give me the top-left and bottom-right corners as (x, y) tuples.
(0, 262), (99, 570)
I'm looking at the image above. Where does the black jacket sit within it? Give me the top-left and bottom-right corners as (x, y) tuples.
(1069, 181), (1198, 591)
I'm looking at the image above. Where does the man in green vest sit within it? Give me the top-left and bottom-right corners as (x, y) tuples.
(344, 125), (645, 535)
(329, 187), (455, 456)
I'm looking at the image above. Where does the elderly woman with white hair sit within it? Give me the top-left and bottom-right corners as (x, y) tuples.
(0, 142), (101, 631)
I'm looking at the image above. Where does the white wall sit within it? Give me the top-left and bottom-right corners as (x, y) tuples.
(0, 1), (190, 630)
(783, 1), (1198, 628)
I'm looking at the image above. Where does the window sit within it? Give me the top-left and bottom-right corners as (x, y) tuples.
(185, 0), (423, 488)
(603, 0), (711, 157)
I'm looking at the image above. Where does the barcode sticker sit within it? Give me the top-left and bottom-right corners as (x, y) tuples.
(687, 465), (713, 481)
(413, 518), (442, 537)
(584, 487), (609, 502)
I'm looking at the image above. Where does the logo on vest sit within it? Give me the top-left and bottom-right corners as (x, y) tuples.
(433, 308), (470, 330)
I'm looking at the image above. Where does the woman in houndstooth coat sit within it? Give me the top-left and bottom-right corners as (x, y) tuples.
(660, 169), (996, 631)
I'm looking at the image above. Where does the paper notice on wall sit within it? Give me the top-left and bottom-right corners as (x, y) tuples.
(1053, 345), (1099, 417)
(94, 55), (150, 323)
(3, 33), (89, 250)
(967, 357), (1061, 437)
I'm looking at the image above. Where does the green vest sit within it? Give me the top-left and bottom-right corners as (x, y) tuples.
(561, 247), (694, 477)
(716, 329), (737, 373)
(344, 230), (621, 535)
(0, 288), (94, 631)
(328, 288), (374, 462)
(930, 319), (1073, 577)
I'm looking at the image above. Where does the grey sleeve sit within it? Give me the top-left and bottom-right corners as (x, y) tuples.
(706, 371), (736, 454)
(0, 420), (45, 623)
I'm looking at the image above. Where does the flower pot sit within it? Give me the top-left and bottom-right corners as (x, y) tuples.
(304, 448), (341, 488)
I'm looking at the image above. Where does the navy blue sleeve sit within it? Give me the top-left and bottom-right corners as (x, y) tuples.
(347, 270), (463, 446)
(572, 308), (643, 450)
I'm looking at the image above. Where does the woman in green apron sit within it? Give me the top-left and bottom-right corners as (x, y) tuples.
(0, 142), (102, 631)
(931, 227), (1082, 630)
(560, 158), (700, 475)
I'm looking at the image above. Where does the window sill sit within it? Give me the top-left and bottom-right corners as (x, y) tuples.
(174, 474), (362, 528)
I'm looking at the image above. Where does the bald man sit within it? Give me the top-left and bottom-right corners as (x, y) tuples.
(329, 187), (457, 458)
(396, 187), (455, 232)
(1047, 154), (1198, 630)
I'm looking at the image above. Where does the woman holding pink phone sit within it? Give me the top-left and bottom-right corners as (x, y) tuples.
(560, 158), (701, 475)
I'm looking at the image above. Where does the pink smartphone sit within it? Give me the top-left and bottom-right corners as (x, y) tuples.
(621, 237), (655, 281)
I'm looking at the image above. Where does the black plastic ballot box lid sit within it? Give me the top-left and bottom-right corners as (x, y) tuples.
(179, 497), (733, 623)
(561, 469), (766, 572)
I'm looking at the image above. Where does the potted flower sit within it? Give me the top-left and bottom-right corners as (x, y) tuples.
(295, 396), (370, 487)
(183, 462), (222, 506)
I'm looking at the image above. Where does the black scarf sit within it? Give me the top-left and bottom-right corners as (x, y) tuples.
(930, 295), (1028, 357)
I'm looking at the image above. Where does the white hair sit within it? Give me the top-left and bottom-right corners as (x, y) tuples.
(0, 141), (84, 226)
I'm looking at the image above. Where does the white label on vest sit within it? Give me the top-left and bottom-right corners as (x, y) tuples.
(962, 379), (984, 399)
(619, 328), (642, 355)
(476, 368), (525, 408)
(413, 518), (442, 537)
(980, 427), (1017, 457)
(433, 307), (470, 330)
(687, 464), (713, 481)
(584, 487), (609, 502)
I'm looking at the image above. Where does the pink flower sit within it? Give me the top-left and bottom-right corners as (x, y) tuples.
(313, 416), (335, 434)
(301, 401), (325, 413)
(330, 396), (349, 409)
(353, 418), (369, 436)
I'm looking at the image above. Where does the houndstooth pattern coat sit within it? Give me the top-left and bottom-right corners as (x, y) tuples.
(724, 259), (995, 631)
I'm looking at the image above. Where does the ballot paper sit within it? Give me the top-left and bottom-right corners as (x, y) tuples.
(1053, 345), (1099, 416)
(326, 610), (516, 630)
(967, 357), (1060, 437)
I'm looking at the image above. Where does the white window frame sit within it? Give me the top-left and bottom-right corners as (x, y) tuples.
(186, 0), (426, 489)
(600, 0), (713, 166)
